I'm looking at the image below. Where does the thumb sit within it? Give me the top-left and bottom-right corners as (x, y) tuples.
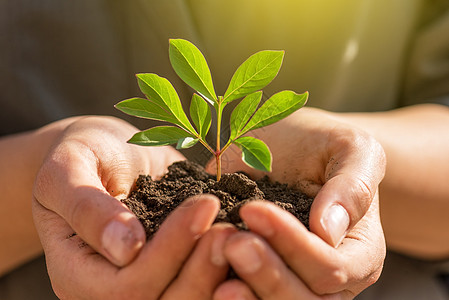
(309, 130), (386, 247)
(33, 143), (145, 267)
(309, 163), (384, 248)
(309, 175), (372, 247)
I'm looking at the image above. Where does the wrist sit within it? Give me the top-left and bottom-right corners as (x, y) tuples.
(0, 117), (81, 275)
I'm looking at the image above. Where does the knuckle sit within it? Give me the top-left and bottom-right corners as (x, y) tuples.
(351, 177), (374, 217)
(341, 175), (374, 223)
(355, 177), (373, 204)
(366, 133), (385, 159)
(33, 142), (78, 207)
(259, 268), (284, 296)
(363, 133), (387, 179)
(310, 265), (348, 295)
(331, 126), (360, 149)
(33, 156), (58, 206)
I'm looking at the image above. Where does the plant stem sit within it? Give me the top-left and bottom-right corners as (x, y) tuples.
(216, 98), (223, 181)
(216, 153), (222, 182)
(198, 138), (215, 155)
(220, 140), (232, 154)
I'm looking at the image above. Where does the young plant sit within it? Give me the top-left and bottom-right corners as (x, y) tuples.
(115, 39), (308, 181)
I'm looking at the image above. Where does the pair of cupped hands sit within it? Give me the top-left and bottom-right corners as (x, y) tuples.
(33, 107), (386, 300)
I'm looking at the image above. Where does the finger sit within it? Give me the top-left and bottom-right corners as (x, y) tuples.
(104, 144), (186, 195)
(33, 140), (147, 267)
(33, 117), (186, 268)
(240, 201), (384, 295)
(123, 194), (220, 298)
(214, 282), (349, 300)
(161, 223), (237, 300)
(32, 198), (120, 300)
(240, 201), (341, 295)
(214, 280), (259, 300)
(34, 194), (220, 300)
(310, 131), (386, 247)
(224, 232), (321, 300)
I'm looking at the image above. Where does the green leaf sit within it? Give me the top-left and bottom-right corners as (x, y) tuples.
(242, 91), (308, 134)
(128, 126), (193, 146)
(229, 91), (262, 140)
(223, 50), (284, 104)
(176, 137), (199, 149)
(136, 73), (196, 134)
(190, 94), (211, 139)
(169, 39), (217, 103)
(115, 97), (176, 123)
(234, 136), (272, 172)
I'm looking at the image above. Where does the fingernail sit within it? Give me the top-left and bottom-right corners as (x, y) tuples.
(102, 220), (144, 266)
(321, 204), (350, 247)
(190, 198), (219, 238)
(227, 237), (263, 274)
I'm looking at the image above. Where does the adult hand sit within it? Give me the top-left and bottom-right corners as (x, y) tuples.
(32, 116), (234, 299)
(208, 107), (387, 298)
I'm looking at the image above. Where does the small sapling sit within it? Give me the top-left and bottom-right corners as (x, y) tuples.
(115, 39), (308, 181)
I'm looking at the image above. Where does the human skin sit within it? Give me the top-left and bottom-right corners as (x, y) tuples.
(2, 104), (449, 298)
(338, 104), (449, 259)
(1, 116), (233, 299)
(33, 193), (233, 299)
(211, 104), (449, 299)
(1, 111), (385, 299)
(0, 117), (80, 276)
(209, 107), (387, 299)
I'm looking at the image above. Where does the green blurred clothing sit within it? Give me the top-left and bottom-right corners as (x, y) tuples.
(1, 1), (449, 299)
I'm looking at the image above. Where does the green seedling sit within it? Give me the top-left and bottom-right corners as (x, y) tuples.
(115, 39), (308, 181)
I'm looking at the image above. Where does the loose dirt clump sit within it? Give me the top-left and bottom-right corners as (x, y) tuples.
(122, 160), (314, 238)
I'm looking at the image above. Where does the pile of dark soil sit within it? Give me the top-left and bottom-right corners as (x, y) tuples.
(122, 160), (314, 238)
